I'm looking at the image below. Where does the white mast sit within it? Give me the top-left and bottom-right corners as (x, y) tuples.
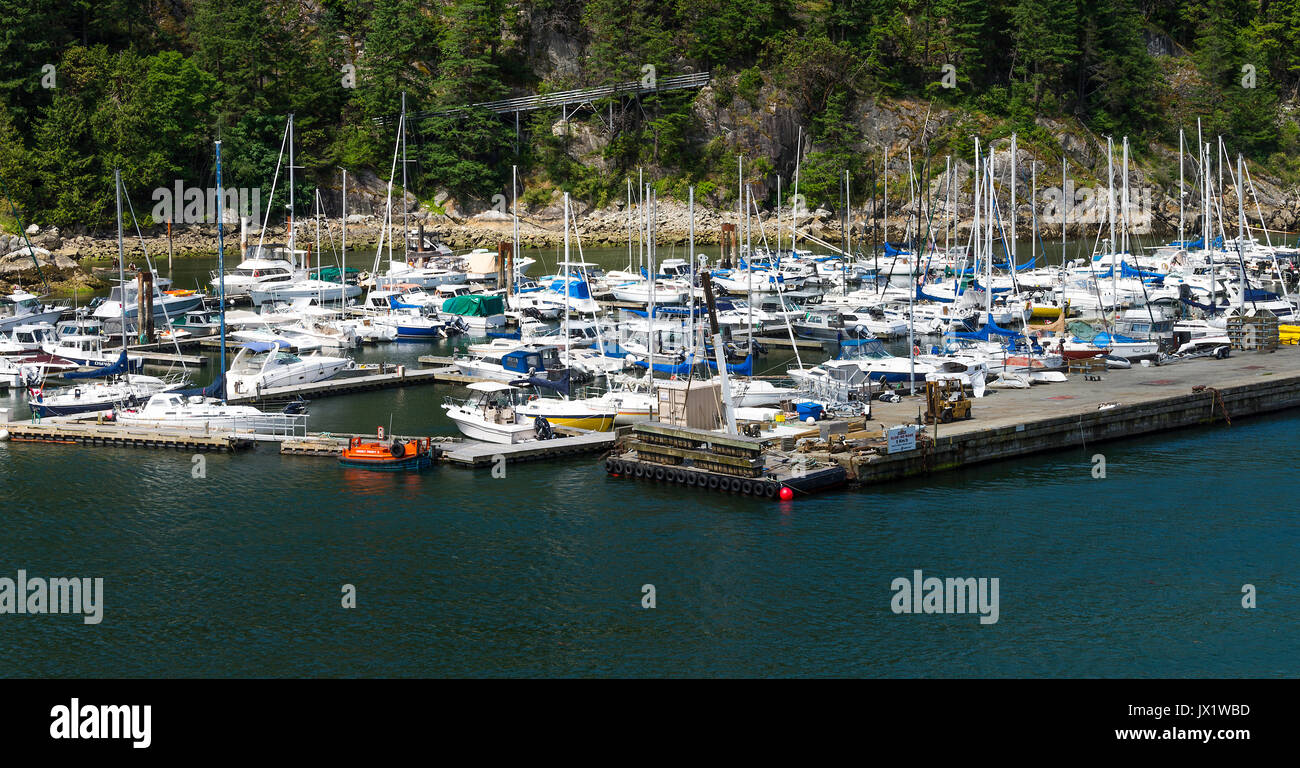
(341, 169), (347, 293)
(288, 113), (296, 265)
(563, 192), (570, 368)
(1178, 128), (1185, 246)
(1010, 133), (1017, 264)
(401, 92), (408, 262)
(1237, 153), (1247, 311)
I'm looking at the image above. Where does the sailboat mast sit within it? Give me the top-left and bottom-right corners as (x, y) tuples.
(1237, 153), (1247, 312)
(214, 144), (227, 399)
(688, 185), (695, 361)
(288, 114), (295, 261)
(1178, 128), (1185, 246)
(341, 169), (347, 292)
(563, 192), (570, 365)
(115, 169), (127, 365)
(1010, 133), (1017, 264)
(401, 92), (409, 262)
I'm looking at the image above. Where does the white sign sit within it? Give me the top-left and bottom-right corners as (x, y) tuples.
(887, 425), (918, 454)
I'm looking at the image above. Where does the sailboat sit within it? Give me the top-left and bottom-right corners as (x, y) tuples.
(31, 171), (181, 417)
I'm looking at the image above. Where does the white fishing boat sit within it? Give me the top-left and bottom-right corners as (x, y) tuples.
(441, 381), (544, 444)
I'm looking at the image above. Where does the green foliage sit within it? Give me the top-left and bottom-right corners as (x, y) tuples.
(1, 0), (1299, 229)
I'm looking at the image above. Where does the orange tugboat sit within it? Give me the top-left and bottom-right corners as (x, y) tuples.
(339, 430), (436, 471)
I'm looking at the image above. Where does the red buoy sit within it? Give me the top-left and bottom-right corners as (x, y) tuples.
(779, 486), (794, 501)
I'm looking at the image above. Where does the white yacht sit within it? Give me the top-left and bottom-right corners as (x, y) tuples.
(226, 341), (351, 396)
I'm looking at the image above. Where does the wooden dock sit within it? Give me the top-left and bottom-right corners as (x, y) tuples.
(0, 420), (239, 452)
(226, 365), (443, 404)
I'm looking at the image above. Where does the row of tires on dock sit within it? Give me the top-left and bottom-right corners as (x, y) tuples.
(605, 456), (785, 499)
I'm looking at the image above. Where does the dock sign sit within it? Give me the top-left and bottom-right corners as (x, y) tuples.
(887, 426), (919, 454)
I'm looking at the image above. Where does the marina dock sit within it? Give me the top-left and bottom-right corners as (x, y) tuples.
(225, 364), (443, 404)
(809, 346), (1300, 486)
(0, 419), (241, 452)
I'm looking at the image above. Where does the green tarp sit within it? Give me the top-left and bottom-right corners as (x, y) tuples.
(441, 294), (504, 317)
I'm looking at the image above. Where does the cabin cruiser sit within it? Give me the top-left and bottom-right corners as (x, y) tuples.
(116, 392), (298, 432)
(454, 344), (563, 382)
(248, 277), (362, 307)
(209, 245), (297, 295)
(92, 278), (205, 324)
(2, 322), (56, 354)
(226, 341), (351, 396)
(791, 309), (876, 341)
(0, 290), (66, 334)
(789, 338), (939, 386)
(43, 334), (144, 372)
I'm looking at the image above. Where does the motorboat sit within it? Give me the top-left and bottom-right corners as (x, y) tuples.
(339, 433), (435, 470)
(115, 392), (301, 432)
(92, 278), (205, 324)
(0, 290), (66, 334)
(442, 381), (548, 444)
(226, 341), (351, 396)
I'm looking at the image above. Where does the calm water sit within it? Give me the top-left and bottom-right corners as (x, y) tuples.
(3, 244), (1295, 678)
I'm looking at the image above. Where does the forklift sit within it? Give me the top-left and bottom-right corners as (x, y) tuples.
(923, 379), (973, 424)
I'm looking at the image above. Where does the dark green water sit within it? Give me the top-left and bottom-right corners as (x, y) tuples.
(3, 243), (1295, 677)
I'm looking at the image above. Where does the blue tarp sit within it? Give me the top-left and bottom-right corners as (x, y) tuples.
(388, 295), (425, 310)
(705, 353), (753, 376)
(632, 354), (695, 376)
(951, 314), (1024, 341)
(548, 278), (592, 300)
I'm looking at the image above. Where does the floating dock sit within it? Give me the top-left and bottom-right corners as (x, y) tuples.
(0, 420), (240, 452)
(226, 365), (443, 404)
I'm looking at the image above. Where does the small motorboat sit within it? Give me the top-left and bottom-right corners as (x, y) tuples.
(339, 433), (436, 471)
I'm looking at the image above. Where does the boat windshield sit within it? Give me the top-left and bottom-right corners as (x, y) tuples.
(838, 339), (891, 360)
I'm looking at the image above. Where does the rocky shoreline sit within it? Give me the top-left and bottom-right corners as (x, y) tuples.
(0, 181), (1275, 295)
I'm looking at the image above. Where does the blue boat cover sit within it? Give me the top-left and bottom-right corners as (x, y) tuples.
(63, 350), (131, 379)
(705, 353), (753, 376)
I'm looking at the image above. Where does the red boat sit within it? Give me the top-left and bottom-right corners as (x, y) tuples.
(339, 433), (436, 471)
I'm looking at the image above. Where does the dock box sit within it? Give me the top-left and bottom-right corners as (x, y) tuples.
(795, 401), (824, 422)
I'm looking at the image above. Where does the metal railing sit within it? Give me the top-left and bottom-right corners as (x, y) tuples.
(372, 72), (712, 126)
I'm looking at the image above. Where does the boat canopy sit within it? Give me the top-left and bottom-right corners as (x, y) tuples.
(836, 338), (892, 360)
(442, 294), (505, 317)
(242, 340), (292, 353)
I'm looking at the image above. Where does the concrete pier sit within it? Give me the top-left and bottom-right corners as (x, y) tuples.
(825, 347), (1300, 485)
